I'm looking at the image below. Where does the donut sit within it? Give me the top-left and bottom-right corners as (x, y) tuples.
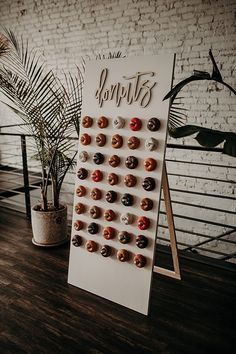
(86, 240), (98, 252)
(144, 158), (157, 171)
(97, 116), (108, 128)
(73, 220), (83, 231)
(124, 174), (137, 187)
(96, 133), (106, 147)
(121, 193), (133, 207)
(129, 117), (142, 131)
(91, 170), (103, 182)
(137, 216), (150, 230)
(103, 226), (115, 240)
(89, 205), (101, 219)
(136, 235), (148, 249)
(117, 249), (129, 262)
(111, 134), (123, 149)
(72, 235), (82, 247)
(133, 254), (146, 268)
(125, 156), (138, 169)
(140, 198), (153, 211)
(90, 188), (102, 200)
(118, 231), (131, 244)
(75, 203), (85, 214)
(127, 136), (140, 150)
(113, 116), (125, 129)
(142, 177), (156, 191)
(101, 245), (112, 257)
(87, 222), (99, 234)
(82, 116), (93, 128)
(108, 155), (120, 168)
(104, 209), (116, 222)
(77, 168), (88, 180)
(80, 133), (91, 145)
(105, 190), (117, 203)
(93, 152), (105, 165)
(120, 212), (133, 225)
(145, 137), (158, 151)
(76, 185), (86, 197)
(107, 173), (119, 186)
(147, 117), (161, 131)
(78, 151), (89, 162)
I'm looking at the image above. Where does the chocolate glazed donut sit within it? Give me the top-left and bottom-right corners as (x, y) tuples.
(76, 185), (86, 197)
(87, 222), (99, 234)
(111, 134), (123, 149)
(109, 155), (120, 167)
(93, 152), (104, 165)
(125, 156), (138, 169)
(82, 116), (93, 128)
(124, 174), (137, 187)
(101, 245), (112, 257)
(107, 173), (119, 186)
(77, 168), (88, 180)
(96, 133), (106, 147)
(136, 235), (148, 249)
(127, 136), (140, 150)
(121, 193), (133, 207)
(80, 133), (91, 145)
(97, 116), (108, 128)
(133, 254), (146, 268)
(106, 190), (117, 203)
(118, 231), (131, 244)
(89, 205), (101, 219)
(117, 249), (129, 262)
(86, 240), (98, 252)
(142, 177), (156, 191)
(90, 188), (102, 200)
(140, 198), (153, 211)
(72, 235), (83, 247)
(147, 117), (161, 131)
(74, 220), (83, 231)
(104, 209), (116, 222)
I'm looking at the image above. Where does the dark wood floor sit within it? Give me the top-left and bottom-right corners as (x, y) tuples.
(0, 208), (235, 354)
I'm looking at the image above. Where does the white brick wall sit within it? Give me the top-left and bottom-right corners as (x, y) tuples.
(0, 0), (235, 260)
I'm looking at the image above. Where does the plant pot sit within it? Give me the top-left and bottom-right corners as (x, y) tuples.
(31, 204), (68, 247)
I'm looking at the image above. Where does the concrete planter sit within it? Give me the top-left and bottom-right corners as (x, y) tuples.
(31, 204), (68, 247)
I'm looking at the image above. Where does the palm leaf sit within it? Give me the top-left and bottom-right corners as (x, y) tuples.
(0, 30), (83, 209)
(170, 125), (236, 157)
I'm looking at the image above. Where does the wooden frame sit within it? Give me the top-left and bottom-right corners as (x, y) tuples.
(154, 162), (181, 280)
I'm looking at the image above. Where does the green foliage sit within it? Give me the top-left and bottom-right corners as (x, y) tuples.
(0, 29), (83, 210)
(164, 50), (236, 157)
(169, 125), (236, 157)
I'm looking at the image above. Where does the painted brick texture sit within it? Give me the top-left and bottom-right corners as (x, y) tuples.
(0, 0), (235, 259)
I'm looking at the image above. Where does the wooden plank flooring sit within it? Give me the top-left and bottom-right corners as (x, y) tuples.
(0, 208), (235, 354)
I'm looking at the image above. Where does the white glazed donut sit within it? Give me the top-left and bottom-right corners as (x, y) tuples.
(113, 116), (125, 129)
(145, 137), (158, 151)
(120, 212), (133, 225)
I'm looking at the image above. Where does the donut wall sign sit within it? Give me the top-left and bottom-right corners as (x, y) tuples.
(68, 55), (174, 315)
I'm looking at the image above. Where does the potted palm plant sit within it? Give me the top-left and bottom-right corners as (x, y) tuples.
(0, 30), (83, 246)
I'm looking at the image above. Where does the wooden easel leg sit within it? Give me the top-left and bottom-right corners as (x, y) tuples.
(154, 162), (181, 280)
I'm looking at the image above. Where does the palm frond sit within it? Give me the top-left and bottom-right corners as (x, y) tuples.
(0, 30), (83, 209)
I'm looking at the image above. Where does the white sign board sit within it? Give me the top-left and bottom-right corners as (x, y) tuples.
(68, 55), (174, 315)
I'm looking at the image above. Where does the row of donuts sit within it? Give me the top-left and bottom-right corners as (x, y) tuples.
(76, 187), (154, 210)
(82, 115), (161, 132)
(79, 151), (157, 171)
(74, 205), (151, 229)
(80, 133), (158, 151)
(74, 221), (149, 248)
(77, 168), (156, 191)
(72, 236), (147, 268)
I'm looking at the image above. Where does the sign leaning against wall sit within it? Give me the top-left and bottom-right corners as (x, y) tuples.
(68, 55), (174, 315)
